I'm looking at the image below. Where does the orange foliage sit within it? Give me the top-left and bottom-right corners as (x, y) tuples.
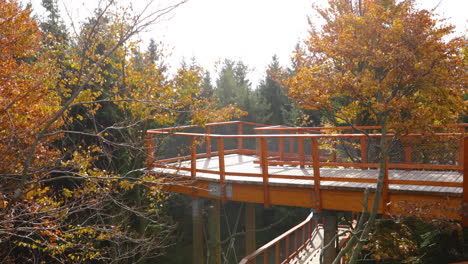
(283, 0), (467, 130)
(0, 0), (61, 174)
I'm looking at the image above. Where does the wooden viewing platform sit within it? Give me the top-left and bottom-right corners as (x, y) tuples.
(145, 121), (468, 224)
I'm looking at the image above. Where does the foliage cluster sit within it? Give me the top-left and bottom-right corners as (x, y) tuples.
(0, 0), (243, 262)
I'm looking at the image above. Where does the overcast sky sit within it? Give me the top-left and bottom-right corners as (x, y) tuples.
(26, 0), (467, 87)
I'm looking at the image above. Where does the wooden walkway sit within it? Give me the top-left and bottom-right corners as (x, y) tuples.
(146, 121), (467, 223)
(146, 121), (468, 264)
(152, 154), (463, 196)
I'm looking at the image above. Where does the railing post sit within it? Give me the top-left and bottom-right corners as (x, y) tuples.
(259, 138), (270, 208)
(191, 136), (197, 198)
(206, 126), (212, 157)
(360, 136), (367, 169)
(263, 249), (268, 264)
(299, 131), (305, 168)
(238, 123), (243, 154)
(218, 138), (226, 204)
(332, 139), (337, 163)
(404, 145), (412, 172)
(289, 132), (294, 157)
(463, 137), (468, 227)
(294, 230), (298, 252)
(279, 130), (285, 163)
(275, 242), (280, 264)
(145, 133), (155, 168)
(312, 138), (322, 212)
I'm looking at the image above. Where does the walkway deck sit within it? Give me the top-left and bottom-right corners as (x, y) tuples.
(151, 154), (463, 196)
(146, 121), (467, 223)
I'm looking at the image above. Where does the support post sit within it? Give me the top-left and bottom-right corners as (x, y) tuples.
(259, 138), (270, 208)
(299, 131), (305, 168)
(289, 133), (294, 157)
(404, 145), (412, 172)
(192, 198), (205, 264)
(322, 210), (338, 264)
(238, 123), (243, 154)
(360, 136), (367, 169)
(245, 203), (256, 260)
(218, 138), (226, 204)
(312, 138), (322, 212)
(208, 199), (221, 264)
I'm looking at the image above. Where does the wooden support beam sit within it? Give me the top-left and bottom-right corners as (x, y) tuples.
(208, 199), (221, 264)
(259, 138), (270, 208)
(245, 203), (256, 262)
(192, 198), (205, 264)
(312, 139), (322, 212)
(217, 138), (226, 204)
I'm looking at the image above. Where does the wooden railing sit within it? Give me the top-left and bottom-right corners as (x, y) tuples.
(239, 212), (318, 264)
(146, 121), (468, 225)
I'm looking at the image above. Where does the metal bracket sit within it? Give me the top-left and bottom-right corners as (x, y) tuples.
(209, 182), (232, 198)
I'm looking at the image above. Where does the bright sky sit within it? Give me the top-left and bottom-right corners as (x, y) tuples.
(26, 0), (467, 87)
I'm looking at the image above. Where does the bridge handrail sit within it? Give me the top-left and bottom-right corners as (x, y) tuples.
(239, 212), (317, 264)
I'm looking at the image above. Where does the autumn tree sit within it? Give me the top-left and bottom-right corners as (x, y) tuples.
(0, 0), (243, 263)
(282, 0), (466, 262)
